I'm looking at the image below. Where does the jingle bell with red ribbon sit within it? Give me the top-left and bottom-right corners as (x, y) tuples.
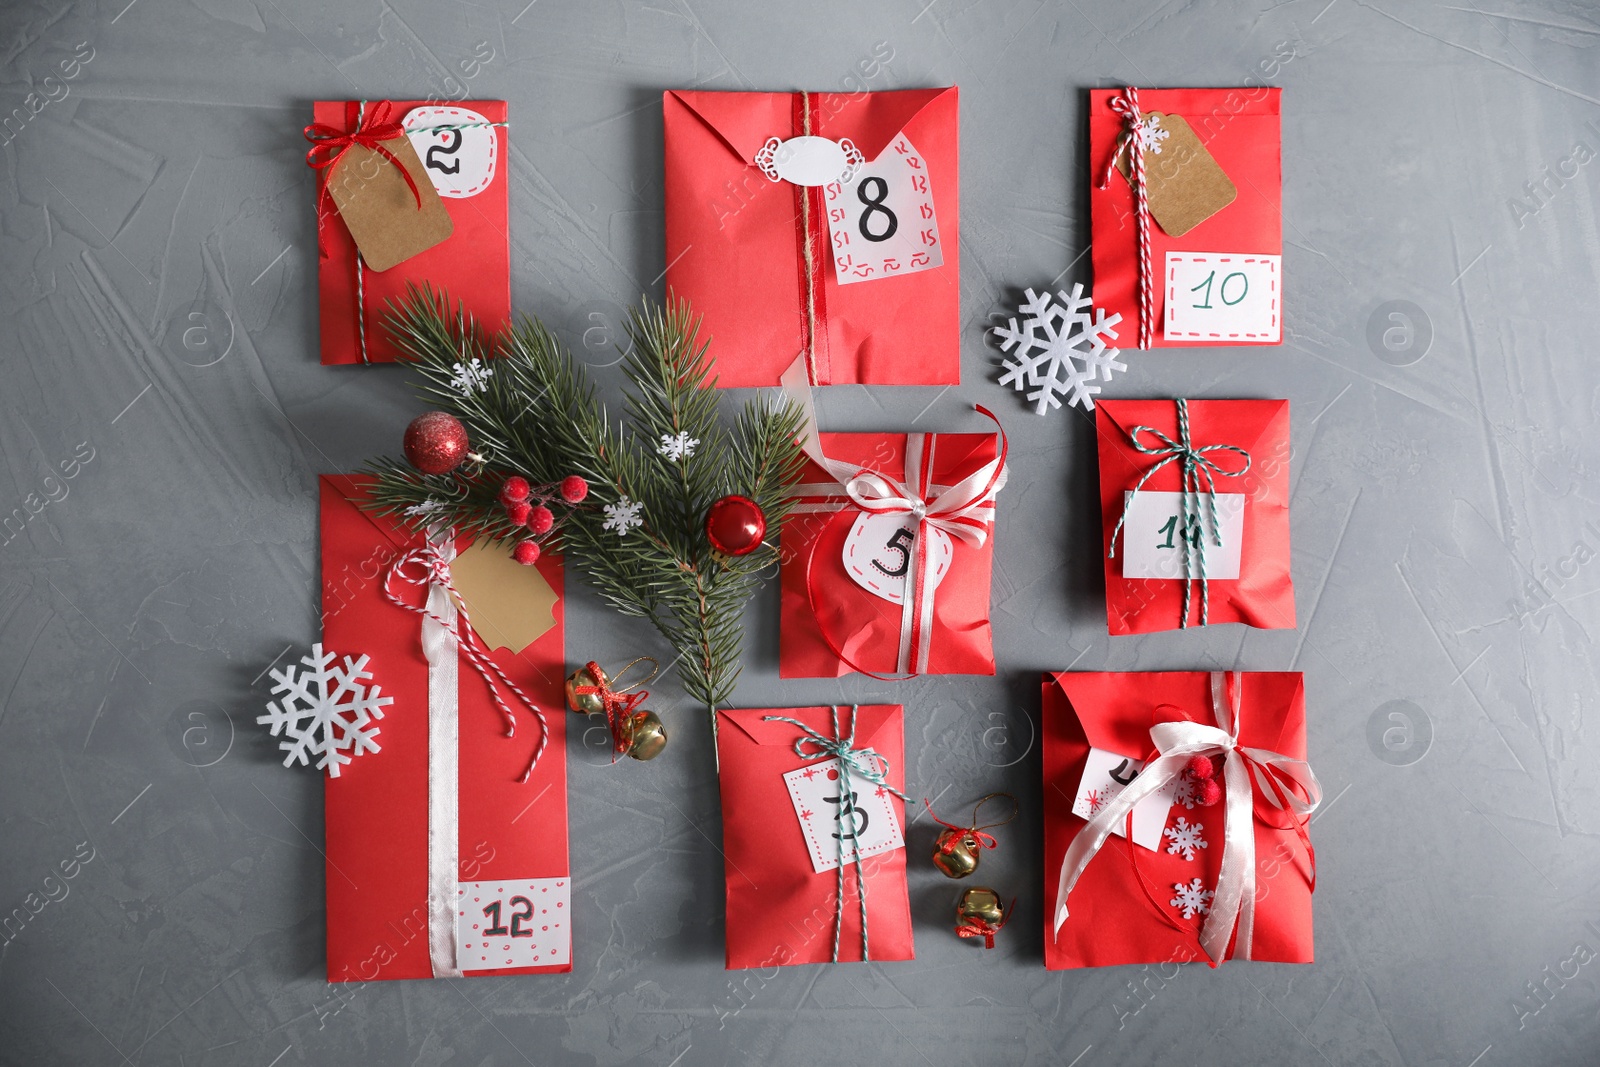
(926, 792), (1019, 879)
(563, 658), (666, 762)
(955, 887), (1012, 950)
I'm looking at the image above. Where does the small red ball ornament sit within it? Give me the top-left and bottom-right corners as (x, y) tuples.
(403, 412), (470, 475)
(705, 495), (766, 556)
(560, 475), (589, 504)
(1197, 778), (1223, 807)
(526, 505), (554, 536)
(1185, 755), (1215, 780)
(506, 501), (532, 526)
(513, 540), (541, 566)
(499, 477), (531, 506)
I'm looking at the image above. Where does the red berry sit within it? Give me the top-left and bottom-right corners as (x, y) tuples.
(526, 505), (554, 536)
(560, 475), (588, 504)
(499, 477), (531, 506)
(705, 494), (767, 556)
(1197, 778), (1223, 807)
(403, 412), (470, 475)
(506, 501), (532, 525)
(1185, 755), (1214, 780)
(512, 541), (541, 566)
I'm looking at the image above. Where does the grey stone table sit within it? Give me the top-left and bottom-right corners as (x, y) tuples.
(2, 1), (1597, 1064)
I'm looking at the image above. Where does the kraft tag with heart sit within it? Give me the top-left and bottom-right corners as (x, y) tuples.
(325, 134), (454, 271)
(1116, 113), (1237, 238)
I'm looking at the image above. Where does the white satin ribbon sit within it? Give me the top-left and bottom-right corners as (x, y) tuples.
(1051, 671), (1321, 964)
(422, 532), (463, 978)
(780, 357), (1008, 674)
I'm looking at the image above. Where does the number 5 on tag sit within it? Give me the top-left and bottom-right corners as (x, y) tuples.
(842, 511), (953, 605)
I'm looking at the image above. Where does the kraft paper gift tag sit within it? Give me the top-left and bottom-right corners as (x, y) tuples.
(326, 136), (454, 271)
(1116, 113), (1237, 238)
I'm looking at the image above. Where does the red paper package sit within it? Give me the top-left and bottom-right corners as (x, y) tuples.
(311, 100), (510, 365)
(319, 476), (569, 981)
(663, 88), (959, 387)
(1090, 88), (1281, 349)
(716, 705), (913, 969)
(1042, 671), (1319, 970)
(1097, 397), (1292, 634)
(780, 425), (1007, 678)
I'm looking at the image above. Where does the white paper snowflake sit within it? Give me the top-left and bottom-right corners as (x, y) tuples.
(1170, 877), (1214, 920)
(256, 643), (393, 777)
(602, 495), (645, 538)
(657, 432), (699, 462)
(1163, 817), (1207, 861)
(403, 498), (445, 518)
(992, 283), (1125, 414)
(1135, 115), (1171, 154)
(1172, 773), (1199, 810)
(448, 357), (494, 395)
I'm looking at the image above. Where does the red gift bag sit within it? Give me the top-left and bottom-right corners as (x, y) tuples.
(663, 88), (959, 387)
(1090, 88), (1281, 349)
(716, 705), (913, 969)
(1043, 671), (1318, 970)
(311, 100), (510, 365)
(1097, 398), (1293, 634)
(779, 424), (1006, 678)
(319, 477), (569, 981)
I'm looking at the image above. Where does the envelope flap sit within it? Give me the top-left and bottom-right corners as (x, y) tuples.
(1053, 672), (1163, 757)
(720, 705), (901, 754)
(1097, 399), (1286, 483)
(667, 88), (953, 170)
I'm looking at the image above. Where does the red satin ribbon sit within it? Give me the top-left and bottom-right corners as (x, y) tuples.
(569, 660), (650, 760)
(924, 799), (999, 855)
(303, 100), (423, 210)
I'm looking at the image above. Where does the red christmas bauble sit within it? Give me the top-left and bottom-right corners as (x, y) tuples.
(705, 495), (766, 556)
(403, 412), (470, 475)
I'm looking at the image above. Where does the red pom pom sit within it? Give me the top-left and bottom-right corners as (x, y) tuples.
(512, 541), (541, 566)
(1197, 778), (1223, 807)
(705, 495), (767, 556)
(403, 412), (470, 475)
(526, 505), (554, 536)
(499, 477), (531, 506)
(506, 501), (532, 525)
(560, 475), (588, 504)
(1185, 755), (1214, 780)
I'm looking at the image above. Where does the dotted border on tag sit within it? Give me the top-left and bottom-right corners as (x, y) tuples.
(403, 106), (498, 198)
(1163, 253), (1279, 341)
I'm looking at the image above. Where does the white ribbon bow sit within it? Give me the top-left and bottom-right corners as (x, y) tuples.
(781, 357), (1008, 674)
(1052, 672), (1321, 964)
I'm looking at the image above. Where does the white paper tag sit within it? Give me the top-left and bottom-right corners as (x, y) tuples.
(1163, 252), (1281, 342)
(842, 511), (953, 604)
(783, 758), (905, 874)
(1119, 491), (1245, 580)
(404, 106), (498, 199)
(1072, 747), (1175, 852)
(455, 877), (570, 970)
(824, 134), (943, 285)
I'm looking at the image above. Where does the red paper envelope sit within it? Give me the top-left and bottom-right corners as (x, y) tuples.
(716, 706), (913, 969)
(780, 431), (1002, 677)
(313, 100), (510, 365)
(663, 88), (959, 387)
(1042, 671), (1313, 970)
(1097, 398), (1293, 634)
(320, 476), (569, 981)
(1090, 88), (1281, 348)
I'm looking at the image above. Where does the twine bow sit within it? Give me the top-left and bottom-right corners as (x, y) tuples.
(1098, 87), (1157, 349)
(384, 542), (549, 782)
(569, 658), (656, 761)
(956, 902), (1013, 949)
(763, 706), (908, 963)
(1107, 398), (1251, 627)
(1052, 672), (1320, 966)
(304, 99), (422, 210)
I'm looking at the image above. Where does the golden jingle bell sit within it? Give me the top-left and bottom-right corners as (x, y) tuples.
(957, 886), (1004, 927)
(620, 709), (667, 761)
(564, 664), (609, 716)
(932, 829), (983, 878)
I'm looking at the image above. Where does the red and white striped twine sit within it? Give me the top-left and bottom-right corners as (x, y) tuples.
(1099, 87), (1154, 350)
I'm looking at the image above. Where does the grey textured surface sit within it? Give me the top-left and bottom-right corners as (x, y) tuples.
(2, 0), (1599, 1064)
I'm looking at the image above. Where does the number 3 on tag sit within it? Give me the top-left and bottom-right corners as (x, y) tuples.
(842, 511), (953, 604)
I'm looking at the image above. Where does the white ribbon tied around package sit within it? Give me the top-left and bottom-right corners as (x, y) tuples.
(383, 533), (550, 978)
(756, 135), (866, 187)
(780, 358), (1008, 676)
(1051, 672), (1322, 965)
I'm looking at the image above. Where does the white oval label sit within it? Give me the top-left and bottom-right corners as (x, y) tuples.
(755, 136), (864, 187)
(842, 511), (952, 605)
(403, 106), (498, 199)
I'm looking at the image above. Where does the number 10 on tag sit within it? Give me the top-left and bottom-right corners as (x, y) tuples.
(1163, 252), (1281, 343)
